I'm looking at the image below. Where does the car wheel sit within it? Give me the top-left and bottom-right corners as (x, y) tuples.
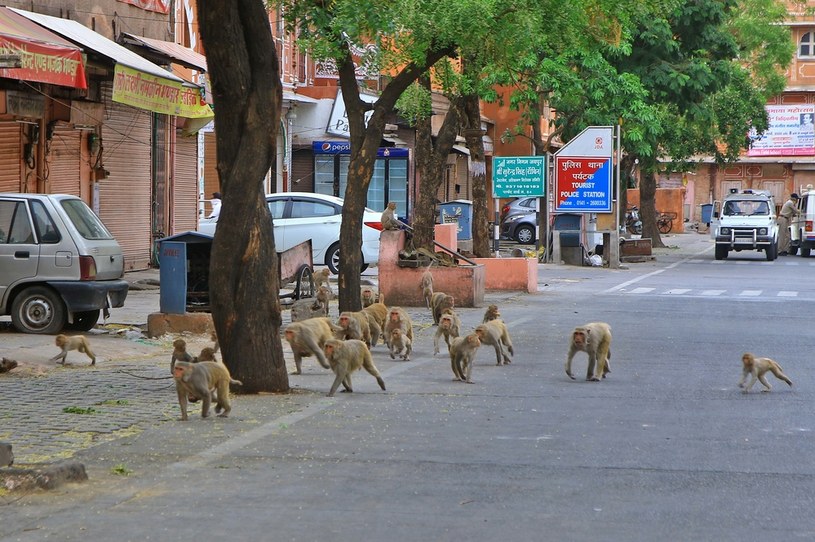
(790, 245), (799, 256)
(714, 245), (728, 261)
(765, 242), (777, 261)
(515, 225), (535, 244)
(325, 242), (369, 274)
(11, 286), (67, 334)
(65, 310), (100, 332)
(801, 246), (811, 258)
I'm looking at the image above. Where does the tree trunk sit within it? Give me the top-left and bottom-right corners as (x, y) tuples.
(639, 170), (664, 248)
(199, 0), (288, 392)
(413, 80), (462, 251)
(335, 45), (454, 312)
(462, 94), (490, 257)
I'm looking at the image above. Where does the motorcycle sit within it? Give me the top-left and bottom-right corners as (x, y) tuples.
(625, 206), (643, 235)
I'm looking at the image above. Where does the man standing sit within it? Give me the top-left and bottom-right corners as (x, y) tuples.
(208, 192), (222, 219)
(778, 193), (800, 256)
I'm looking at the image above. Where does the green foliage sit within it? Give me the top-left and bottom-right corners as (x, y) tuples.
(395, 82), (433, 126)
(111, 464), (133, 476)
(62, 406), (98, 415)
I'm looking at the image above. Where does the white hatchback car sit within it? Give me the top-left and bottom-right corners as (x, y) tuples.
(198, 192), (382, 274)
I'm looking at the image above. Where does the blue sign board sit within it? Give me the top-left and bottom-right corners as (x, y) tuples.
(492, 156), (546, 197)
(313, 141), (409, 158)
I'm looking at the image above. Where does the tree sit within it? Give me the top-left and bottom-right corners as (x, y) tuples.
(198, 0), (288, 392)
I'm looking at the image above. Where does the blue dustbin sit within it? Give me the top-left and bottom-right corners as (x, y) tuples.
(157, 231), (214, 314)
(439, 200), (473, 240)
(553, 213), (581, 247)
(701, 203), (714, 224)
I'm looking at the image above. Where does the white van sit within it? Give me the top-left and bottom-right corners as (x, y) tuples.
(0, 194), (128, 334)
(789, 187), (815, 257)
(709, 189), (778, 261)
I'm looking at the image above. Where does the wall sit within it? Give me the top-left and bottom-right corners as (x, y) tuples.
(626, 188), (686, 226)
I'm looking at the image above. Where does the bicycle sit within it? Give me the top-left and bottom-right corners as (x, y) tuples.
(657, 211), (677, 234)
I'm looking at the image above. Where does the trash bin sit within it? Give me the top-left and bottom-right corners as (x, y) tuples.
(439, 200), (472, 240)
(158, 231), (213, 314)
(701, 203), (714, 224)
(553, 213), (581, 247)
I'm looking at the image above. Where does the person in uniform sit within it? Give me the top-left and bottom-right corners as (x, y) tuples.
(778, 193), (800, 256)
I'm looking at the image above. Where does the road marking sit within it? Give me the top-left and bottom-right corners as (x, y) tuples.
(740, 290), (762, 296)
(604, 242), (712, 293)
(700, 290), (725, 296)
(665, 288), (691, 295)
(629, 287), (655, 294)
(778, 291), (798, 297)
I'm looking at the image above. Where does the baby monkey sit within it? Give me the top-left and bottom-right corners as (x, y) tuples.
(51, 334), (96, 365)
(739, 352), (793, 393)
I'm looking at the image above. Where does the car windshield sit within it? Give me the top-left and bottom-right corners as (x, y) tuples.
(725, 200), (769, 216)
(60, 199), (114, 240)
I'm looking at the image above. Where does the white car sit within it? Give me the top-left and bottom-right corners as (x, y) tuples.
(198, 192), (382, 274)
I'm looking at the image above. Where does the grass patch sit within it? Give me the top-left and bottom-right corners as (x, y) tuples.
(62, 406), (99, 415)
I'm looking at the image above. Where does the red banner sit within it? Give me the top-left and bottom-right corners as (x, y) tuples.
(0, 35), (86, 89)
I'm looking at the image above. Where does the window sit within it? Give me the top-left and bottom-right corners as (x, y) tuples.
(800, 31), (815, 58)
(289, 199), (336, 218)
(31, 201), (60, 243)
(267, 199), (287, 219)
(60, 199), (113, 240)
(0, 201), (34, 244)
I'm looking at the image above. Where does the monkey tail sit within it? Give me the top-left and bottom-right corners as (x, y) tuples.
(230, 378), (243, 386)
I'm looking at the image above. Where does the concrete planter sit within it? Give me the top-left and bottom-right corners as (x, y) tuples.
(470, 257), (538, 293)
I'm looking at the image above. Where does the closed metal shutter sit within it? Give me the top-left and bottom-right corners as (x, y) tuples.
(291, 145), (313, 192)
(46, 123), (81, 196)
(204, 131), (219, 197)
(0, 122), (22, 192)
(173, 132), (198, 233)
(100, 82), (153, 271)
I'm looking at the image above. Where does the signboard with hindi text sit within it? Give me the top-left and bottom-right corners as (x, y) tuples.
(492, 156), (546, 197)
(554, 127), (614, 213)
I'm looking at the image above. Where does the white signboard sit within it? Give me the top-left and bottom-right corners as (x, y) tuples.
(748, 104), (815, 156)
(326, 88), (377, 138)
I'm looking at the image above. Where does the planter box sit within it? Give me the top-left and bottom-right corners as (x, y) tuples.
(470, 257), (537, 293)
(620, 238), (652, 256)
(378, 230), (484, 307)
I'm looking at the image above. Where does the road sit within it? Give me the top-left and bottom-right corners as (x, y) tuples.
(4, 239), (815, 541)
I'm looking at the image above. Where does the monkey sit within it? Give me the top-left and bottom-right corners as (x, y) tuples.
(433, 309), (461, 355)
(389, 328), (412, 360)
(196, 346), (218, 363)
(210, 329), (220, 354)
(364, 311), (383, 347)
(449, 333), (481, 383)
(334, 311), (372, 347)
(323, 339), (386, 397)
(474, 320), (514, 366)
(565, 322), (612, 382)
(291, 287), (332, 321)
(420, 268), (434, 308)
(173, 361), (242, 421)
(314, 267), (332, 293)
(284, 317), (335, 375)
(360, 286), (379, 308)
(0, 357), (18, 373)
(482, 304), (501, 323)
(170, 338), (195, 374)
(381, 201), (401, 230)
(362, 302), (388, 330)
(50, 334), (96, 366)
(739, 353), (793, 393)
(429, 292), (455, 325)
(383, 307), (414, 348)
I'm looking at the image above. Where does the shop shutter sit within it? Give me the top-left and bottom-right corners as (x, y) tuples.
(0, 122), (22, 192)
(173, 132), (198, 233)
(100, 82), (153, 271)
(291, 145), (313, 192)
(46, 124), (81, 196)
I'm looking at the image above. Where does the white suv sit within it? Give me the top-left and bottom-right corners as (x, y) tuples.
(710, 189), (778, 261)
(790, 187), (815, 257)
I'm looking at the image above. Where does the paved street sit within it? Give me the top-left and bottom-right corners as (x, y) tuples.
(4, 231), (815, 541)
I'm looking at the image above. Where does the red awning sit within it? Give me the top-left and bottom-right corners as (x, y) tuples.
(0, 6), (86, 89)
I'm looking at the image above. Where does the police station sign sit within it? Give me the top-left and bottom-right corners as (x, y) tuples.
(554, 127), (613, 213)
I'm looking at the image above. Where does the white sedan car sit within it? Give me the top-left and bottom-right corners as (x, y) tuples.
(198, 192), (382, 274)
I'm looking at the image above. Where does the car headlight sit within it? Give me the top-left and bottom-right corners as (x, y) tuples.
(758, 228), (767, 235)
(720, 227), (730, 235)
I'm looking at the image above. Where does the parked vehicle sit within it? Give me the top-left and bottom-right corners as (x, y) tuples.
(625, 206), (642, 235)
(0, 194), (128, 334)
(197, 192), (382, 274)
(500, 196), (537, 222)
(710, 189), (778, 261)
(499, 197), (539, 243)
(789, 187), (815, 257)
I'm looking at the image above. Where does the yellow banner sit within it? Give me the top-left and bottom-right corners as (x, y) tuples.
(112, 64), (213, 119)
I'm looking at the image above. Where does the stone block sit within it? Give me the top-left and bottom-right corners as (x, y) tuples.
(147, 312), (215, 338)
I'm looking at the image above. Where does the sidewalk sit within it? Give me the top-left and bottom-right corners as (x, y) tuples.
(0, 230), (712, 473)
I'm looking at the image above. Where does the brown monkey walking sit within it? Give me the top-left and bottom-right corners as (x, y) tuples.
(389, 328), (412, 360)
(739, 353), (793, 393)
(51, 334), (96, 365)
(284, 317), (335, 374)
(429, 292), (455, 325)
(475, 320), (514, 365)
(291, 287), (332, 321)
(383, 307), (414, 348)
(334, 311), (372, 347)
(360, 286), (379, 308)
(433, 309), (461, 355)
(420, 268), (434, 308)
(314, 268), (332, 293)
(482, 304), (501, 323)
(381, 202), (401, 230)
(449, 333), (481, 383)
(170, 338), (194, 373)
(323, 339), (386, 397)
(173, 361), (242, 421)
(565, 322), (612, 381)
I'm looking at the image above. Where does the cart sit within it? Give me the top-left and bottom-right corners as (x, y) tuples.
(278, 240), (315, 302)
